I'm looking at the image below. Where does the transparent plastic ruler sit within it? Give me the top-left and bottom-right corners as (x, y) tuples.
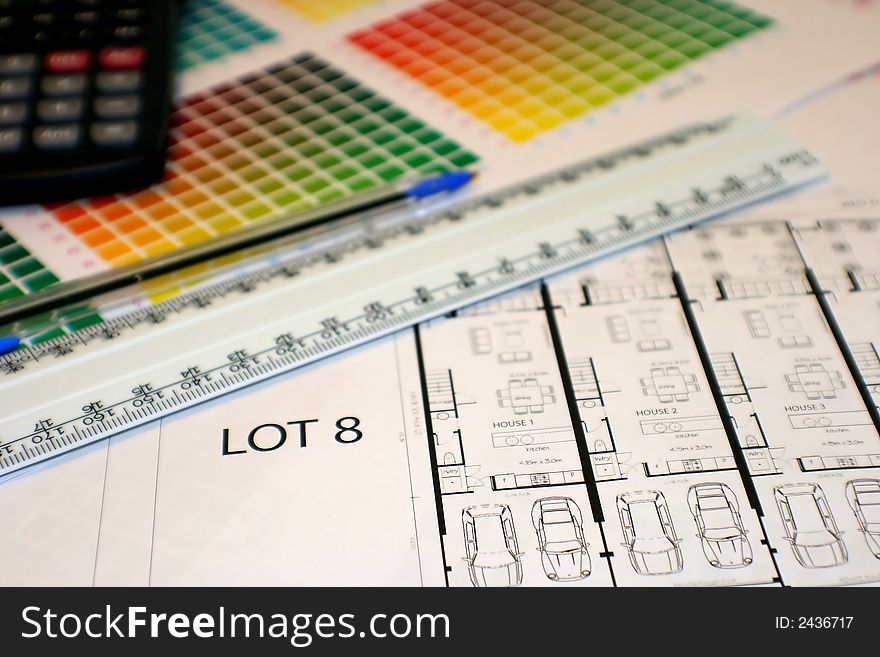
(0, 115), (826, 474)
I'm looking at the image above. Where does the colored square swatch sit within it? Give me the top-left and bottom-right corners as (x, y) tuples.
(46, 53), (479, 267)
(177, 0), (279, 70)
(280, 0), (380, 23)
(0, 228), (101, 341)
(349, 0), (772, 142)
(0, 228), (59, 304)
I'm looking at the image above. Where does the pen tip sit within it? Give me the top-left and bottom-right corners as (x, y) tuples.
(0, 336), (20, 356)
(408, 170), (477, 200)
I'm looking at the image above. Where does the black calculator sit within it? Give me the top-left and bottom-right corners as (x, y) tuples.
(0, 0), (179, 206)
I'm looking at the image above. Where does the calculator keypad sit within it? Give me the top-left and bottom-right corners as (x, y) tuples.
(0, 0), (176, 204)
(0, 38), (144, 153)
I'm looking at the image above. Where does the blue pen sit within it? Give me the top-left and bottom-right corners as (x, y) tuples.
(0, 336), (20, 356)
(0, 170), (479, 327)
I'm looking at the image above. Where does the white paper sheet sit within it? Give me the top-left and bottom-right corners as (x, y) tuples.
(0, 1), (878, 587)
(3, 205), (877, 586)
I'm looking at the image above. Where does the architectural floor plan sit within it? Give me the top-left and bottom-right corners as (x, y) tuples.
(414, 212), (880, 587)
(1, 210), (877, 587)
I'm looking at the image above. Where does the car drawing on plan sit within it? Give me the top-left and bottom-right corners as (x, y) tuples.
(531, 497), (591, 581)
(462, 504), (523, 587)
(845, 479), (880, 558)
(774, 483), (848, 568)
(687, 482), (753, 568)
(617, 491), (683, 575)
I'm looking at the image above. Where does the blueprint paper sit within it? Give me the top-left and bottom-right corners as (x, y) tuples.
(1, 208), (877, 587)
(0, 337), (442, 586)
(140, 336), (441, 586)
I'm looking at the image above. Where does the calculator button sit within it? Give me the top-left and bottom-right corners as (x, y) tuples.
(111, 25), (144, 41)
(0, 77), (32, 100)
(99, 46), (146, 70)
(42, 73), (87, 96)
(34, 124), (81, 149)
(32, 13), (59, 28)
(34, 31), (58, 43)
(45, 50), (92, 74)
(0, 54), (37, 75)
(94, 95), (140, 119)
(0, 102), (26, 125)
(73, 11), (100, 24)
(74, 27), (98, 42)
(0, 127), (22, 153)
(38, 98), (83, 122)
(116, 8), (145, 22)
(91, 120), (138, 146)
(96, 70), (141, 93)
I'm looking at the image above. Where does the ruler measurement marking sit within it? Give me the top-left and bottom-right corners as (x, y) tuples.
(0, 118), (826, 473)
(2, 120), (749, 367)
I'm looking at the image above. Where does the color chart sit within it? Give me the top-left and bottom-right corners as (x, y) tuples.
(177, 0), (279, 71)
(0, 0), (281, 303)
(0, 222), (106, 343)
(349, 0), (772, 142)
(46, 53), (479, 267)
(279, 0), (381, 23)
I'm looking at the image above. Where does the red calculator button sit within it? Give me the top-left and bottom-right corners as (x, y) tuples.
(45, 50), (93, 73)
(99, 47), (146, 70)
